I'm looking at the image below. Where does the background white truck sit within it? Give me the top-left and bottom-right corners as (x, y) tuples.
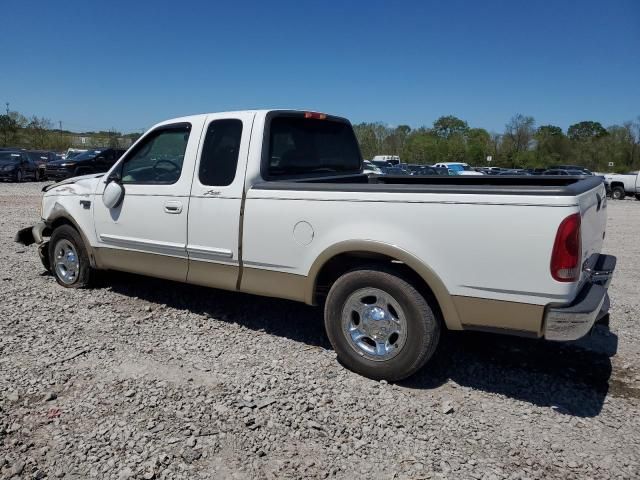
(604, 171), (640, 200)
(17, 110), (616, 381)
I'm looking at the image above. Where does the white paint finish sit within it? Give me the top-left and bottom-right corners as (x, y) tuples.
(242, 191), (582, 305)
(92, 115), (207, 280)
(604, 172), (640, 194)
(293, 221), (314, 246)
(38, 110), (611, 319)
(185, 111), (255, 285)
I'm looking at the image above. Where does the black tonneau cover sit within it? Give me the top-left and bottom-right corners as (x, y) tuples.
(252, 174), (604, 197)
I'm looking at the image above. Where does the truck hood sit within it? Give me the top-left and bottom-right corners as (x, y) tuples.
(43, 173), (105, 195)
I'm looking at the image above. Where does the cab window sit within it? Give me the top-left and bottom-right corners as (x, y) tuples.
(120, 124), (191, 184)
(198, 119), (243, 186)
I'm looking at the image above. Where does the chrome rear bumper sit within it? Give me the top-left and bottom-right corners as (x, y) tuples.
(544, 254), (616, 341)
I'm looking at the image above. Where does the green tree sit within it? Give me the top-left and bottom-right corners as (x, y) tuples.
(503, 114), (536, 167)
(432, 115), (469, 139)
(535, 125), (569, 166)
(25, 116), (53, 149)
(567, 121), (608, 141)
(466, 128), (491, 165)
(0, 114), (19, 146)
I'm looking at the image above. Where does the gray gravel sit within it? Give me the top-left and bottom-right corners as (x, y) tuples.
(1, 181), (639, 479)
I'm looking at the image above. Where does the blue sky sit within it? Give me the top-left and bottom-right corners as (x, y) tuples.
(2, 0), (638, 133)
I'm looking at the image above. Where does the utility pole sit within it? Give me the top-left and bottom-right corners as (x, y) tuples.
(59, 121), (62, 131)
(5, 102), (9, 115)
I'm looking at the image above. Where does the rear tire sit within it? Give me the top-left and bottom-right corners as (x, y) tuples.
(611, 186), (625, 200)
(635, 194), (640, 201)
(48, 225), (94, 288)
(324, 266), (440, 381)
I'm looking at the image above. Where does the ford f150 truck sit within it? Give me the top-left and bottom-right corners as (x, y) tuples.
(16, 110), (616, 381)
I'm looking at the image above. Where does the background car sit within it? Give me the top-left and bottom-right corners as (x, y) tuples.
(27, 151), (57, 180)
(380, 166), (410, 175)
(542, 169), (587, 176)
(433, 162), (484, 175)
(45, 148), (126, 180)
(0, 150), (39, 182)
(363, 160), (384, 175)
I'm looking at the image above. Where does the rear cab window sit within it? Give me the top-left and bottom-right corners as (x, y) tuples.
(263, 112), (362, 179)
(198, 119), (243, 186)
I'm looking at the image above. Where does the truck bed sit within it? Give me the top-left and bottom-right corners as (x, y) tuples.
(253, 174), (604, 197)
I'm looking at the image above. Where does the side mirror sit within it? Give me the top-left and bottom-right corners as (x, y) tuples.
(103, 180), (125, 209)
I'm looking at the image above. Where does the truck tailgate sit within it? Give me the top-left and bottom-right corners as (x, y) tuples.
(577, 181), (608, 282)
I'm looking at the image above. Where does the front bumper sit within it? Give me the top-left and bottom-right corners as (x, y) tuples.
(0, 171), (19, 181)
(544, 254), (616, 341)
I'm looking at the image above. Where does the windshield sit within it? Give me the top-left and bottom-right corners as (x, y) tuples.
(28, 152), (48, 162)
(266, 115), (361, 177)
(447, 164), (464, 172)
(67, 150), (103, 162)
(0, 152), (21, 162)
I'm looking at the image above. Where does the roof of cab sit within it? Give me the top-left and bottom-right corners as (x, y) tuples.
(151, 109), (345, 130)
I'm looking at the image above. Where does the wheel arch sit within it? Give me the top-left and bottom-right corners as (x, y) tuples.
(46, 207), (97, 268)
(306, 240), (462, 330)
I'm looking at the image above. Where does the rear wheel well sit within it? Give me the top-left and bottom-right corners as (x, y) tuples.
(314, 252), (443, 321)
(610, 182), (624, 190)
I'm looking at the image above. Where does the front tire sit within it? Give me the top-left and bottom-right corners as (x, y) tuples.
(324, 266), (440, 381)
(611, 186), (625, 200)
(15, 170), (23, 182)
(49, 225), (94, 288)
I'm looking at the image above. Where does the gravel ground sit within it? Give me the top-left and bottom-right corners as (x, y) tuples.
(1, 181), (639, 480)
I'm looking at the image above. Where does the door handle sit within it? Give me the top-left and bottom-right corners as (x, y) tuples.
(164, 201), (183, 214)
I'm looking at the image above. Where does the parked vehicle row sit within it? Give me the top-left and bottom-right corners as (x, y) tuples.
(0, 147), (126, 182)
(45, 148), (126, 180)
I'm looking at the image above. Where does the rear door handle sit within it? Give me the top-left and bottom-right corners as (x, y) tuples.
(164, 201), (183, 214)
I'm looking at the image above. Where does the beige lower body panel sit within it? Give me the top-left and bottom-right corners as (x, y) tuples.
(94, 248), (188, 282)
(240, 267), (307, 302)
(453, 295), (545, 337)
(187, 260), (239, 291)
(93, 248), (306, 301)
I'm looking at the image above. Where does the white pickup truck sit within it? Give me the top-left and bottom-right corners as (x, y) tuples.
(604, 171), (640, 200)
(17, 110), (616, 381)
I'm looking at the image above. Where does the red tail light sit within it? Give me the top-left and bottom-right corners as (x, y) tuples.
(550, 213), (582, 282)
(304, 111), (327, 120)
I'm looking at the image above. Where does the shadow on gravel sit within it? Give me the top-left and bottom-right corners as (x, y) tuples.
(401, 326), (618, 418)
(104, 272), (616, 418)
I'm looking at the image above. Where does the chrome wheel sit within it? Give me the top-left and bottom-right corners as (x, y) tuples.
(54, 239), (79, 285)
(341, 287), (407, 361)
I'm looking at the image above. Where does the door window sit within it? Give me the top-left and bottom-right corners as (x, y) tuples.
(120, 124), (191, 184)
(198, 119), (243, 186)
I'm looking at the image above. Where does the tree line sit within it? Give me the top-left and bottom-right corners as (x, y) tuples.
(0, 111), (140, 151)
(2, 109), (638, 172)
(354, 114), (640, 173)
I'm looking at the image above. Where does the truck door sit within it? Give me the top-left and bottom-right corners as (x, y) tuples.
(186, 112), (254, 290)
(93, 118), (204, 281)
